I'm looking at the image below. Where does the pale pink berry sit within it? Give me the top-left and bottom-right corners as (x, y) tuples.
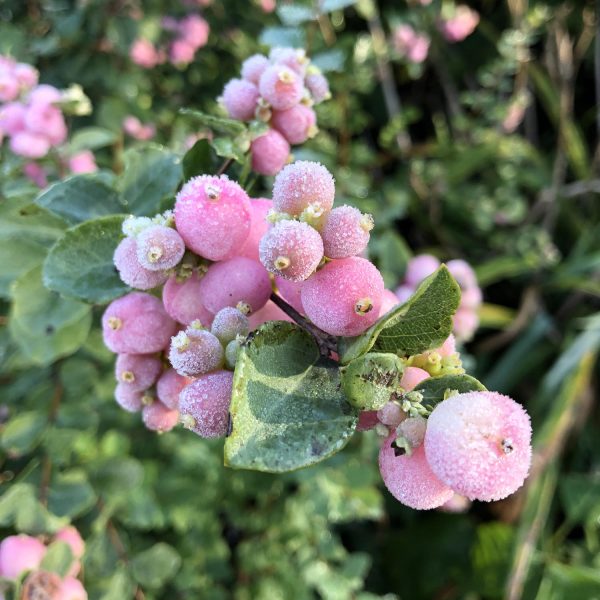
(130, 38), (161, 68)
(259, 220), (323, 282)
(179, 370), (233, 438)
(54, 527), (85, 560)
(272, 161), (335, 217)
(115, 353), (162, 391)
(211, 307), (249, 344)
(356, 410), (379, 431)
(247, 300), (294, 329)
(24, 162), (48, 188)
(174, 175), (251, 261)
(438, 6), (480, 42)
(136, 225), (185, 271)
(169, 327), (224, 377)
(114, 384), (144, 412)
(237, 198), (273, 261)
(142, 400), (179, 432)
(58, 576), (88, 600)
(439, 494), (471, 513)
(162, 273), (214, 326)
(271, 104), (316, 145)
(395, 285), (414, 304)
(301, 257), (384, 337)
(0, 535), (46, 579)
(156, 368), (188, 410)
(24, 102), (67, 145)
(424, 391), (532, 502)
(400, 367), (429, 391)
(69, 150), (97, 174)
(379, 436), (454, 510)
(199, 257), (272, 314)
(10, 131), (50, 158)
(305, 72), (330, 104)
(437, 334), (456, 357)
(241, 54), (270, 85)
(275, 276), (304, 313)
(461, 286), (482, 310)
(250, 129), (290, 176)
(453, 308), (479, 341)
(0, 102), (26, 135)
(446, 259), (477, 289)
(102, 292), (177, 354)
(14, 63), (38, 90)
(0, 73), (19, 102)
(404, 254), (440, 287)
(27, 84), (62, 105)
(393, 25), (430, 64)
(178, 14), (209, 48)
(379, 289), (400, 316)
(259, 64), (304, 111)
(377, 401), (405, 428)
(113, 238), (168, 290)
(269, 47), (308, 76)
(321, 205), (373, 259)
(123, 115), (155, 140)
(222, 79), (259, 121)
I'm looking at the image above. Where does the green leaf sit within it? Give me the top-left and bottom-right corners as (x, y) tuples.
(118, 146), (182, 216)
(179, 108), (246, 136)
(338, 266), (460, 364)
(40, 541), (75, 578)
(0, 237), (47, 298)
(48, 470), (97, 518)
(0, 411), (46, 456)
(312, 49), (346, 72)
(320, 0), (356, 11)
(131, 543), (182, 588)
(68, 126), (118, 153)
(0, 198), (67, 245)
(182, 139), (214, 180)
(277, 5), (315, 26)
(259, 26), (307, 49)
(225, 321), (357, 473)
(413, 374), (487, 412)
(211, 136), (247, 163)
(43, 215), (128, 304)
(100, 568), (136, 600)
(36, 175), (124, 225)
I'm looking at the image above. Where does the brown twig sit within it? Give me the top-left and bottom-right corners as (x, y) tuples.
(39, 380), (63, 506)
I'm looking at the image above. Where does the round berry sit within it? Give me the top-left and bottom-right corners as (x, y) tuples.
(115, 353), (162, 391)
(305, 71), (331, 104)
(168, 327), (224, 377)
(400, 367), (429, 391)
(58, 577), (87, 600)
(179, 370), (233, 438)
(259, 64), (304, 110)
(102, 292), (177, 354)
(250, 128), (290, 176)
(199, 257), (272, 314)
(54, 526), (84, 562)
(321, 205), (373, 259)
(395, 285), (414, 304)
(162, 273), (214, 327)
(156, 368), (188, 410)
(272, 161), (335, 217)
(247, 300), (294, 330)
(437, 334), (456, 357)
(461, 286), (483, 311)
(424, 391), (532, 502)
(114, 384), (145, 412)
(404, 254), (440, 287)
(237, 197), (273, 261)
(142, 400), (179, 432)
(113, 237), (168, 290)
(301, 257), (384, 337)
(377, 402), (405, 428)
(222, 78), (260, 121)
(379, 289), (400, 317)
(241, 53), (270, 84)
(446, 259), (477, 290)
(0, 535), (46, 580)
(211, 307), (249, 344)
(398, 416), (427, 449)
(275, 276), (304, 313)
(271, 104), (317, 145)
(174, 175), (251, 261)
(269, 47), (308, 76)
(259, 220), (323, 282)
(136, 225), (185, 271)
(453, 308), (479, 341)
(356, 410), (380, 431)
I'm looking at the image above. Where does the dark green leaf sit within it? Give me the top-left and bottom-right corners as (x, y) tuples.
(413, 374), (487, 412)
(48, 470), (97, 518)
(182, 139), (214, 180)
(179, 108), (246, 136)
(131, 543), (181, 588)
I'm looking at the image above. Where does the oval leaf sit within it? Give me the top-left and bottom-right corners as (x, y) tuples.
(414, 374), (487, 412)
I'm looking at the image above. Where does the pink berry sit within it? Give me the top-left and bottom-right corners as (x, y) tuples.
(222, 78), (260, 121)
(136, 225), (185, 271)
(247, 300), (294, 329)
(102, 292), (177, 354)
(179, 370), (233, 438)
(301, 257), (384, 337)
(259, 64), (304, 111)
(0, 535), (46, 579)
(395, 285), (414, 304)
(250, 129), (290, 176)
(269, 47), (308, 76)
(461, 286), (482, 310)
(453, 308), (479, 341)
(0, 102), (26, 135)
(436, 334), (456, 357)
(237, 198), (273, 261)
(54, 526), (84, 560)
(379, 289), (400, 317)
(142, 400), (179, 432)
(446, 259), (478, 289)
(162, 273), (214, 326)
(275, 276), (304, 313)
(168, 327), (224, 377)
(115, 353), (162, 391)
(321, 205), (373, 259)
(9, 131), (50, 158)
(199, 257), (272, 314)
(424, 391), (532, 502)
(113, 238), (168, 290)
(114, 384), (145, 412)
(404, 254), (440, 287)
(174, 175), (251, 261)
(379, 437), (454, 509)
(305, 71), (330, 104)
(27, 84), (62, 105)
(58, 577), (88, 600)
(356, 410), (379, 431)
(272, 161), (335, 217)
(439, 494), (471, 513)
(271, 104), (316, 145)
(259, 220), (323, 282)
(241, 54), (270, 85)
(377, 401), (405, 428)
(24, 102), (67, 145)
(156, 368), (188, 410)
(211, 307), (249, 344)
(400, 367), (430, 391)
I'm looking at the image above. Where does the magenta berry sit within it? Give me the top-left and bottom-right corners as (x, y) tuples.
(136, 225), (185, 271)
(271, 104), (317, 145)
(113, 237), (168, 290)
(272, 161), (335, 217)
(168, 327), (224, 377)
(211, 307), (249, 344)
(275, 276), (304, 313)
(0, 535), (46, 579)
(114, 384), (145, 412)
(115, 353), (162, 391)
(156, 368), (188, 410)
(259, 64), (304, 110)
(424, 391), (532, 502)
(142, 400), (179, 433)
(404, 254), (440, 287)
(174, 175), (251, 261)
(241, 53), (270, 84)
(247, 300), (294, 329)
(259, 220), (323, 282)
(102, 292), (177, 354)
(321, 205), (373, 259)
(179, 370), (234, 438)
(356, 410), (380, 431)
(222, 78), (260, 121)
(162, 273), (214, 326)
(379, 289), (400, 317)
(301, 257), (384, 337)
(250, 129), (290, 176)
(199, 256), (271, 314)
(237, 197), (273, 261)
(305, 71), (330, 104)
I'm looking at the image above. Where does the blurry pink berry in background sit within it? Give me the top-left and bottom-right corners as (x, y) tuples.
(393, 25), (430, 64)
(0, 102), (26, 135)
(241, 54), (270, 85)
(0, 72), (20, 102)
(10, 131), (51, 158)
(25, 102), (67, 145)
(502, 100), (526, 133)
(0, 535), (46, 579)
(271, 104), (317, 145)
(379, 289), (400, 316)
(58, 577), (88, 600)
(14, 63), (38, 90)
(170, 39), (196, 66)
(404, 254), (440, 286)
(123, 115), (156, 140)
(27, 84), (62, 105)
(24, 162), (48, 188)
(142, 400), (180, 432)
(130, 38), (161, 68)
(259, 0), (276, 12)
(69, 150), (97, 174)
(438, 5), (480, 43)
(179, 14), (210, 48)
(237, 197), (273, 261)
(439, 494), (471, 513)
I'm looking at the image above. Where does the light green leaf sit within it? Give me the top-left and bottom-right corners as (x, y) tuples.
(0, 197), (67, 245)
(0, 411), (46, 456)
(321, 0), (356, 12)
(40, 541), (75, 578)
(259, 26), (306, 48)
(312, 49), (346, 72)
(0, 237), (47, 298)
(179, 108), (246, 136)
(131, 543), (182, 588)
(68, 126), (118, 153)
(413, 374), (487, 412)
(277, 5), (315, 25)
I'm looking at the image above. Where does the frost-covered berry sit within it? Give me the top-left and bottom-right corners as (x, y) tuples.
(58, 577), (87, 600)
(247, 300), (294, 329)
(174, 175), (251, 261)
(271, 104), (317, 145)
(301, 257), (384, 336)
(168, 327), (224, 377)
(136, 225), (185, 271)
(321, 205), (373, 259)
(379, 435), (454, 510)
(142, 400), (179, 432)
(241, 53), (270, 84)
(272, 161), (335, 217)
(259, 64), (304, 110)
(305, 70), (331, 104)
(269, 47), (308, 75)
(424, 391), (532, 502)
(379, 289), (400, 317)
(222, 78), (260, 121)
(115, 353), (162, 391)
(199, 257), (272, 314)
(237, 197), (273, 261)
(250, 129), (290, 176)
(395, 285), (414, 304)
(0, 535), (46, 579)
(113, 237), (169, 290)
(162, 273), (214, 327)
(404, 254), (440, 287)
(156, 368), (188, 410)
(102, 292), (177, 354)
(446, 259), (477, 289)
(211, 307), (249, 344)
(259, 220), (323, 282)
(400, 367), (429, 391)
(114, 384), (145, 412)
(275, 276), (304, 313)
(179, 370), (233, 437)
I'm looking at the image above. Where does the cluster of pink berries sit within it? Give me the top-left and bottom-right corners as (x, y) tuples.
(130, 14), (209, 69)
(220, 48), (331, 175)
(396, 254), (482, 341)
(123, 115), (156, 141)
(0, 528), (86, 599)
